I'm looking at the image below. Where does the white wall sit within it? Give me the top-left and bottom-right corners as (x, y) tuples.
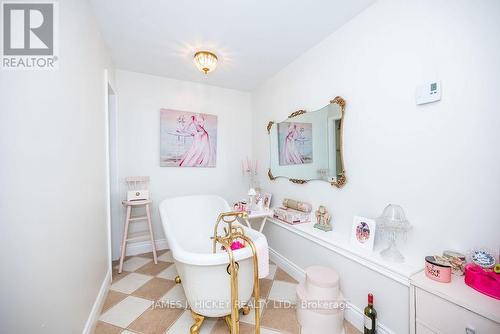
(253, 0), (500, 332)
(0, 0), (112, 333)
(2, 0), (498, 332)
(113, 70), (252, 259)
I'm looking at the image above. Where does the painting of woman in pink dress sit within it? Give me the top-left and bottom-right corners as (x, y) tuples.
(160, 109), (217, 167)
(278, 122), (312, 165)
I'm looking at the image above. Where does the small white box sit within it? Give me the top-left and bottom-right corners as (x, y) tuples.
(127, 190), (149, 201)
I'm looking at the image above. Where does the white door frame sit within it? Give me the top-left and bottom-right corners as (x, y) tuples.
(104, 69), (118, 281)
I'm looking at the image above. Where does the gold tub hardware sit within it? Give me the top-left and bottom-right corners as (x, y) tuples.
(190, 311), (205, 334)
(174, 276), (181, 284)
(224, 314), (235, 333)
(224, 307), (251, 334)
(210, 211), (261, 334)
(211, 211), (248, 253)
(241, 304), (251, 316)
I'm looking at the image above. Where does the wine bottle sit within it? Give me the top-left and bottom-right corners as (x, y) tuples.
(364, 293), (377, 334)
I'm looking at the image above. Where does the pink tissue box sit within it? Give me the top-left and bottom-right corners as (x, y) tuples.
(273, 207), (310, 225)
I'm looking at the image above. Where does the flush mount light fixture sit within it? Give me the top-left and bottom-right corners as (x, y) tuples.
(193, 51), (218, 74)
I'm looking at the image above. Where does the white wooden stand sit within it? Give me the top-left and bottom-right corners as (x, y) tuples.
(241, 210), (273, 233)
(118, 199), (158, 273)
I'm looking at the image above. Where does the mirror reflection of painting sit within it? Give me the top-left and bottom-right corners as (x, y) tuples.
(160, 109), (217, 167)
(356, 222), (370, 243)
(267, 97), (345, 185)
(277, 122), (312, 165)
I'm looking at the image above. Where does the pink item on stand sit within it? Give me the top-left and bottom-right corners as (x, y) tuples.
(230, 241), (245, 250)
(464, 263), (500, 300)
(233, 201), (248, 212)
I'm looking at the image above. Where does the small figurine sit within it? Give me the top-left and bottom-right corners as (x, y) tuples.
(314, 205), (332, 231)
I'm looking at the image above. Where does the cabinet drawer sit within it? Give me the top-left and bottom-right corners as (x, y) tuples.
(416, 321), (437, 334)
(416, 288), (499, 334)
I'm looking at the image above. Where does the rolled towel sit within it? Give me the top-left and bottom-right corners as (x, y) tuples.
(254, 233), (269, 279)
(223, 232), (269, 278)
(283, 198), (312, 213)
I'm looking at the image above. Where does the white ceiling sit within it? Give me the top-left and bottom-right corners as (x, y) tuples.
(90, 0), (374, 91)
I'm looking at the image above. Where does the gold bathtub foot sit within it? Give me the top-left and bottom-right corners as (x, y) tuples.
(241, 305), (251, 316)
(175, 276), (181, 284)
(190, 311), (204, 334)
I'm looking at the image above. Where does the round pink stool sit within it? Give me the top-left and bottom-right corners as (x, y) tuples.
(296, 266), (345, 334)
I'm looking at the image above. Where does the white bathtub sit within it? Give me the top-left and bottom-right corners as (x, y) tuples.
(159, 195), (268, 318)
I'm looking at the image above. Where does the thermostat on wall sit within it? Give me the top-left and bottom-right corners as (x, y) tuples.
(416, 80), (441, 105)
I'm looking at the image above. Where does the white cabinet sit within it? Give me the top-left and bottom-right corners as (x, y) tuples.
(415, 322), (436, 334)
(416, 288), (498, 333)
(410, 271), (500, 334)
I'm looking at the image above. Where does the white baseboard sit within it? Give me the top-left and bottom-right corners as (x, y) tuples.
(268, 247), (394, 334)
(269, 247), (306, 281)
(82, 269), (111, 334)
(115, 238), (169, 259)
(344, 301), (395, 334)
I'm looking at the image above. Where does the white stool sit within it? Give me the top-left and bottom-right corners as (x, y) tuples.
(118, 199), (158, 273)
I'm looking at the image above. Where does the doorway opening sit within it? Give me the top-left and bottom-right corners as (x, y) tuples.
(105, 71), (120, 280)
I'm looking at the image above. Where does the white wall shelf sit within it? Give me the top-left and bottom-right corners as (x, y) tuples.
(267, 217), (422, 286)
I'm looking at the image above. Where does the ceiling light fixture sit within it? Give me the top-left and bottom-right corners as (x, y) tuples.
(193, 51), (218, 74)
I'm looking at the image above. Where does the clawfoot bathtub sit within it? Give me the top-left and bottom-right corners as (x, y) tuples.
(159, 195), (268, 333)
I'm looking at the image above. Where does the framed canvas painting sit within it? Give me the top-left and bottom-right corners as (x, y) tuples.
(277, 122), (312, 165)
(160, 109), (217, 167)
(350, 216), (377, 251)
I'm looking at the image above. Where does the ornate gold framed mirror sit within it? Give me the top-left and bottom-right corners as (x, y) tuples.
(267, 96), (346, 188)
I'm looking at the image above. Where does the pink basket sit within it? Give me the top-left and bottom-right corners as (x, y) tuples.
(464, 263), (500, 300)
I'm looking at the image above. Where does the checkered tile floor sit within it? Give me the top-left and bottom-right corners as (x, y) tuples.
(95, 249), (360, 334)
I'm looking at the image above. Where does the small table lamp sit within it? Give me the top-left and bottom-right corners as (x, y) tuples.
(377, 204), (412, 262)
